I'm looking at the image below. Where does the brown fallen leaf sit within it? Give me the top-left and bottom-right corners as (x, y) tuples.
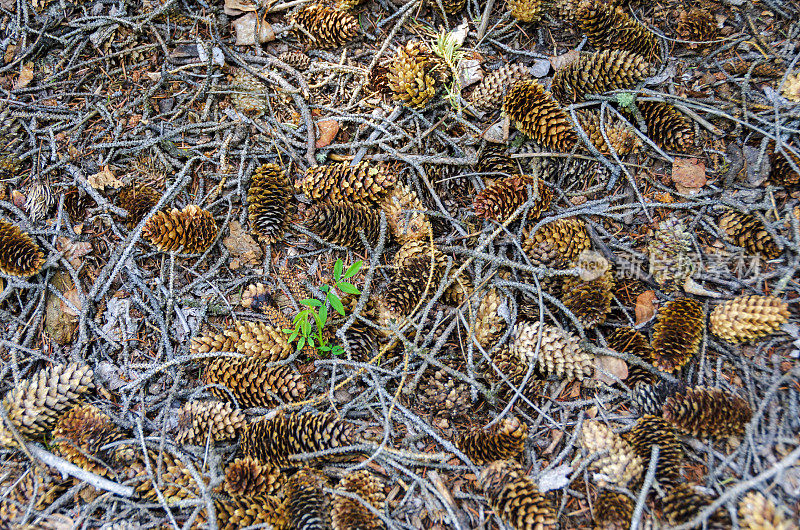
(88, 165), (123, 190)
(224, 0), (258, 16)
(14, 62), (34, 89)
(315, 119), (339, 148)
(635, 290), (657, 325)
(594, 355), (629, 385)
(223, 220), (263, 267)
(57, 237), (93, 270)
(550, 49), (581, 71)
(232, 13), (275, 46)
(671, 157), (707, 195)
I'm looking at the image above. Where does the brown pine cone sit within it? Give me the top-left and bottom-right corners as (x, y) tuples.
(286, 468), (332, 530)
(142, 204), (217, 254)
(339, 294), (380, 361)
(248, 163), (296, 244)
(202, 358), (306, 409)
(650, 297), (704, 373)
(663, 386), (752, 438)
(279, 51), (312, 70)
(476, 144), (519, 177)
(471, 63), (532, 112)
(222, 456), (285, 496)
(428, 0), (466, 14)
(573, 109), (641, 155)
(241, 282), (272, 313)
(552, 49), (651, 104)
(405, 357), (474, 419)
(331, 470), (386, 530)
(522, 218), (591, 274)
(561, 261), (615, 329)
(719, 210), (781, 260)
(576, 0), (659, 61)
(51, 404), (125, 476)
(175, 400), (247, 445)
(630, 380), (682, 416)
(722, 59), (786, 78)
(580, 419), (643, 487)
(202, 494), (287, 530)
(384, 255), (443, 315)
(677, 9), (719, 45)
(387, 41), (444, 109)
(552, 0), (582, 22)
(480, 460), (558, 530)
(473, 288), (508, 349)
(230, 68), (267, 115)
(118, 183), (161, 227)
(647, 217), (697, 293)
(738, 491), (797, 530)
(0, 218), (45, 277)
(606, 327), (654, 387)
(455, 416), (528, 464)
(191, 320), (293, 362)
(337, 0), (368, 10)
(662, 484), (731, 529)
(634, 101), (694, 152)
(504, 80), (578, 151)
(626, 415), (684, 486)
(709, 295), (789, 343)
(0, 463), (70, 526)
(473, 175), (553, 222)
(380, 182), (431, 243)
(132, 451), (204, 501)
(393, 241), (467, 307)
(305, 203), (384, 252)
(507, 0), (545, 22)
(594, 490), (634, 530)
(489, 346), (546, 396)
(511, 321), (594, 381)
(768, 142), (800, 187)
(289, 4), (359, 48)
(297, 161), (396, 205)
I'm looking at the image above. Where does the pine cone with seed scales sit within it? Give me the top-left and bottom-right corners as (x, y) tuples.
(428, 0), (467, 14)
(626, 415), (683, 486)
(738, 491), (798, 530)
(489, 346), (545, 395)
(51, 405), (124, 476)
(285, 468), (331, 530)
(202, 358), (306, 408)
(175, 400), (247, 445)
(473, 288), (507, 349)
(381, 182), (431, 243)
(594, 490), (634, 530)
(552, 0), (581, 21)
(279, 51), (311, 70)
(576, 0), (658, 61)
(522, 218), (591, 275)
(476, 144), (519, 177)
(455, 416), (528, 464)
(240, 411), (357, 467)
(118, 183), (161, 227)
(722, 59), (785, 78)
(650, 297), (704, 373)
(384, 256), (443, 315)
(507, 0), (545, 22)
(480, 460), (558, 530)
(306, 203), (384, 252)
(0, 218), (45, 278)
(580, 420), (643, 487)
(248, 163), (296, 245)
(407, 359), (473, 419)
(512, 321), (594, 381)
(230, 68), (267, 114)
(768, 143), (800, 187)
(222, 456), (285, 496)
(387, 41), (442, 109)
(241, 282), (272, 312)
(630, 380), (682, 416)
(201, 494), (287, 530)
(0, 464), (70, 525)
(710, 295), (789, 343)
(677, 9), (719, 44)
(297, 161), (396, 205)
(290, 4), (359, 48)
(394, 240), (466, 306)
(606, 327), (654, 387)
(573, 110), (640, 155)
(662, 484), (731, 529)
(634, 101), (694, 152)
(134, 453), (205, 501)
(0, 363), (94, 447)
(471, 63), (532, 112)
(474, 175), (553, 222)
(504, 80), (578, 151)
(552, 49), (650, 104)
(719, 210), (781, 259)
(142, 204), (217, 254)
(332, 470), (386, 530)
(663, 386), (752, 438)
(561, 265), (615, 329)
(191, 320), (293, 362)
(647, 217), (697, 293)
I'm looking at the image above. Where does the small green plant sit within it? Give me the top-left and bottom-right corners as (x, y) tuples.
(283, 259), (363, 357)
(432, 28), (466, 112)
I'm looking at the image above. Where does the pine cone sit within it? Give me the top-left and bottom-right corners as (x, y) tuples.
(230, 68), (267, 114)
(576, 0), (658, 61)
(305, 203), (384, 252)
(663, 386), (752, 438)
(133, 452), (204, 501)
(393, 241), (466, 306)
(677, 9), (719, 45)
(204, 494), (287, 530)
(332, 470), (386, 530)
(51, 404), (124, 476)
(201, 358), (306, 408)
(627, 415), (683, 486)
(768, 142), (800, 187)
(279, 51), (312, 70)
(0, 464), (70, 525)
(297, 161), (396, 205)
(552, 49), (651, 104)
(719, 210), (781, 259)
(406, 358), (474, 419)
(709, 295), (789, 343)
(175, 400), (247, 445)
(387, 41), (443, 108)
(473, 288), (508, 349)
(380, 182), (431, 243)
(647, 217), (697, 293)
(285, 468), (331, 530)
(722, 59), (785, 78)
(480, 460), (558, 530)
(118, 183), (161, 227)
(339, 294), (380, 361)
(222, 456), (285, 496)
(580, 419), (643, 487)
(384, 255), (443, 315)
(427, 0), (466, 14)
(489, 346), (544, 395)
(594, 490), (634, 530)
(0, 363), (94, 447)
(522, 217), (591, 288)
(504, 80), (578, 151)
(473, 175), (553, 222)
(290, 4), (359, 48)
(0, 218), (45, 277)
(629, 380), (682, 416)
(471, 63), (532, 112)
(141, 204), (217, 254)
(507, 0), (545, 22)
(455, 416), (528, 464)
(248, 163), (296, 244)
(561, 263), (615, 329)
(635, 101), (694, 152)
(650, 297), (704, 373)
(240, 411), (357, 467)
(738, 491), (797, 530)
(0, 154), (23, 178)
(511, 321), (594, 381)
(241, 282), (272, 313)
(606, 327), (654, 387)
(191, 320), (293, 362)
(573, 109), (641, 155)
(552, 0), (582, 22)
(476, 144), (519, 177)
(662, 484), (731, 530)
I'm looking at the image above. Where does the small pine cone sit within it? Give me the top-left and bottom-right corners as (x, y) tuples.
(332, 470), (386, 530)
(118, 183), (161, 227)
(248, 163), (296, 245)
(384, 256), (443, 315)
(222, 456), (285, 496)
(630, 380), (682, 416)
(230, 68), (267, 114)
(0, 363), (94, 447)
(507, 0), (545, 22)
(134, 452), (204, 501)
(738, 491), (798, 530)
(174, 400), (247, 445)
(594, 491), (634, 530)
(635, 101), (694, 152)
(561, 264), (615, 329)
(580, 420), (643, 487)
(381, 182), (431, 243)
(306, 203), (384, 252)
(474, 175), (552, 222)
(480, 460), (558, 530)
(191, 320), (293, 362)
(522, 217), (591, 265)
(552, 49), (650, 104)
(289, 4), (359, 48)
(279, 51), (312, 70)
(647, 217), (697, 293)
(663, 386), (752, 438)
(723, 59), (786, 78)
(677, 9), (719, 44)
(473, 288), (508, 349)
(205, 494), (287, 530)
(606, 327), (655, 387)
(240, 411), (357, 467)
(719, 210), (781, 259)
(241, 282), (272, 312)
(650, 297), (704, 373)
(476, 144), (519, 177)
(0, 218), (45, 277)
(782, 73), (800, 102)
(662, 484), (731, 529)
(576, 0), (658, 61)
(627, 415), (684, 486)
(512, 321), (594, 381)
(297, 161), (396, 205)
(471, 63), (532, 112)
(503, 80), (578, 151)
(573, 110), (640, 155)
(142, 204), (218, 254)
(408, 359), (473, 419)
(768, 143), (800, 187)
(51, 405), (125, 477)
(286, 468), (331, 530)
(710, 295), (789, 343)
(428, 0), (466, 14)
(455, 416), (528, 465)
(201, 358), (306, 409)
(387, 41), (443, 109)
(552, 0), (582, 22)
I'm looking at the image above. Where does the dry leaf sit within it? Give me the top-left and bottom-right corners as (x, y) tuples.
(594, 355), (629, 385)
(57, 237), (93, 270)
(315, 120), (339, 148)
(223, 220), (263, 267)
(671, 157), (707, 194)
(232, 12), (275, 46)
(224, 0), (259, 16)
(635, 290), (657, 325)
(14, 62), (34, 89)
(550, 49), (581, 71)
(61, 288), (82, 317)
(482, 116), (509, 143)
(88, 165), (123, 190)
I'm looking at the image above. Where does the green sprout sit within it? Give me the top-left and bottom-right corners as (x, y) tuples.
(432, 29), (466, 112)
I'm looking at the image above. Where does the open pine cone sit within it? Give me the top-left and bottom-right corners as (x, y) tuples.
(142, 204), (218, 254)
(0, 218), (45, 277)
(552, 49), (650, 103)
(247, 163), (296, 244)
(650, 297), (704, 373)
(289, 4), (359, 48)
(504, 80), (578, 151)
(709, 295), (789, 343)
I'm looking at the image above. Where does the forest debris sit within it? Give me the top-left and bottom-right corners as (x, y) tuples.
(223, 220), (263, 268)
(635, 290), (657, 325)
(671, 157), (707, 194)
(88, 166), (123, 190)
